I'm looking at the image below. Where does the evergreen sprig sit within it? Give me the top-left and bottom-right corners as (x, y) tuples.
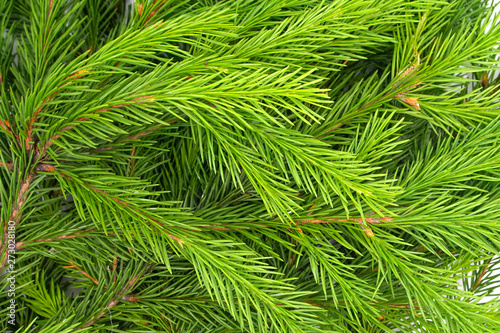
(1, 0), (500, 332)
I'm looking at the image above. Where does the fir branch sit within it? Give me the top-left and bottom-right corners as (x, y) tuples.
(2, 1), (500, 331)
(45, 165), (185, 247)
(63, 261), (99, 286)
(15, 229), (98, 250)
(472, 258), (493, 292)
(27, 69), (90, 152)
(80, 264), (151, 329)
(40, 94), (156, 153)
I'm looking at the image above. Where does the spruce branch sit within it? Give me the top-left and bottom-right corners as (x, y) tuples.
(80, 264), (152, 329)
(63, 261), (99, 286)
(15, 229), (98, 251)
(1, 0), (500, 332)
(472, 258), (493, 293)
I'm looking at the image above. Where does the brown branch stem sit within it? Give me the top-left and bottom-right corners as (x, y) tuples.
(27, 70), (90, 153)
(95, 121), (178, 152)
(0, 161), (13, 170)
(0, 120), (20, 144)
(15, 229), (98, 250)
(41, 95), (158, 154)
(63, 261), (99, 285)
(472, 259), (492, 292)
(0, 172), (35, 270)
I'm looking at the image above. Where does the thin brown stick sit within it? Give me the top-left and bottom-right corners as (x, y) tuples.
(144, 0), (167, 25)
(0, 161), (13, 170)
(0, 119), (20, 143)
(15, 229), (98, 250)
(41, 96), (158, 153)
(95, 121), (178, 152)
(63, 261), (99, 285)
(472, 259), (492, 292)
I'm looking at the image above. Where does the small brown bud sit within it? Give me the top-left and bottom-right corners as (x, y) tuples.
(76, 69), (89, 76)
(363, 228), (374, 237)
(399, 96), (421, 110)
(482, 73), (489, 89)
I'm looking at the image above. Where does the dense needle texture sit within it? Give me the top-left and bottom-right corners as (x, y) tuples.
(1, 0), (500, 332)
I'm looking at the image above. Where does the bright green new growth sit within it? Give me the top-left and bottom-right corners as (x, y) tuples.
(1, 0), (500, 332)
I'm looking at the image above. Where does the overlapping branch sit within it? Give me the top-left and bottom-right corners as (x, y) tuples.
(80, 264), (151, 329)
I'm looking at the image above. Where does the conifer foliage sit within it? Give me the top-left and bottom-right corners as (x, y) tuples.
(1, 0), (500, 331)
